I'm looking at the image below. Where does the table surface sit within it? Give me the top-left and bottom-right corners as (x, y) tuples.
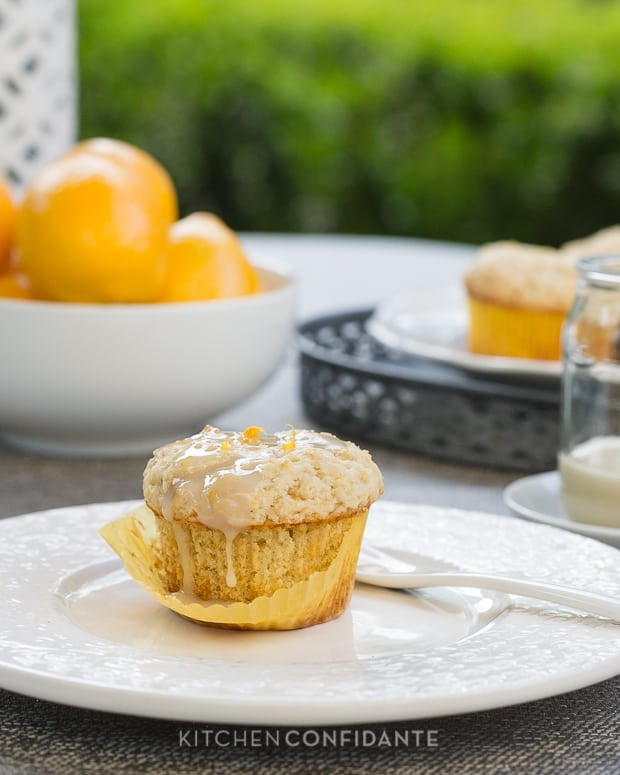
(0, 233), (618, 775)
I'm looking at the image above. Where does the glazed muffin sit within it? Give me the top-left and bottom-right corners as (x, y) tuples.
(101, 425), (383, 630)
(464, 240), (576, 360)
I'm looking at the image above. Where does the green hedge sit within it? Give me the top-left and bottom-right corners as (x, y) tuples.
(78, 0), (620, 245)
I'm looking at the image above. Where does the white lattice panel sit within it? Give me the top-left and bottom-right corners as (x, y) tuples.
(0, 0), (77, 199)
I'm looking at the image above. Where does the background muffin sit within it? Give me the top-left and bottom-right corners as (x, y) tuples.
(464, 240), (576, 360)
(560, 225), (620, 262)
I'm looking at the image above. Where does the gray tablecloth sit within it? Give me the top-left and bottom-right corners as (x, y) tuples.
(1, 677), (619, 774)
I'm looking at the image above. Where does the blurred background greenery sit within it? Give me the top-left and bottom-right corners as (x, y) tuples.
(78, 0), (620, 246)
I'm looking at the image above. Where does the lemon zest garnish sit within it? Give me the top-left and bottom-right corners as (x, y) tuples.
(220, 439), (231, 452)
(282, 424), (296, 452)
(243, 426), (265, 443)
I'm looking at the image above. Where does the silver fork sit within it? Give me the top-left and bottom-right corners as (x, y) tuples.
(356, 544), (620, 621)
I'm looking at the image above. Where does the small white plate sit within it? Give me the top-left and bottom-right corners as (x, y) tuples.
(367, 293), (561, 380)
(504, 470), (620, 548)
(0, 500), (619, 725)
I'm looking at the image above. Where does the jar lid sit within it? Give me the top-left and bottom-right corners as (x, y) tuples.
(577, 255), (620, 289)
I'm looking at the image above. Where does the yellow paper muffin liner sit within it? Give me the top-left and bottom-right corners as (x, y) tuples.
(99, 504), (368, 630)
(467, 296), (565, 361)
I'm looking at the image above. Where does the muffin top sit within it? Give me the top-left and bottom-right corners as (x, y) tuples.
(143, 425), (384, 530)
(560, 225), (620, 262)
(464, 240), (577, 313)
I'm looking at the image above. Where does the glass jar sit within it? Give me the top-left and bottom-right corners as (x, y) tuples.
(559, 255), (620, 527)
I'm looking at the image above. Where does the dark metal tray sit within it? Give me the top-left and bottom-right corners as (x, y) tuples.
(298, 308), (559, 472)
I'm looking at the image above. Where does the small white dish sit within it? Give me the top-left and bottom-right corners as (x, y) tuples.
(367, 292), (561, 380)
(1, 499), (619, 725)
(504, 470), (620, 548)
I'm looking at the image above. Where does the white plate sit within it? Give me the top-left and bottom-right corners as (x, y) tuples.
(1, 500), (619, 725)
(504, 470), (620, 548)
(367, 293), (562, 379)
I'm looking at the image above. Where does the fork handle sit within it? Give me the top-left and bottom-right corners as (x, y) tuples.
(361, 572), (620, 621)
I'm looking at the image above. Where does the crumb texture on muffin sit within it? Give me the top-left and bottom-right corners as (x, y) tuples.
(464, 240), (576, 313)
(144, 425), (384, 529)
(157, 512), (357, 602)
(560, 225), (620, 261)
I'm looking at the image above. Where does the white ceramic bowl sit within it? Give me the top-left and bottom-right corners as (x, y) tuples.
(0, 259), (295, 457)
